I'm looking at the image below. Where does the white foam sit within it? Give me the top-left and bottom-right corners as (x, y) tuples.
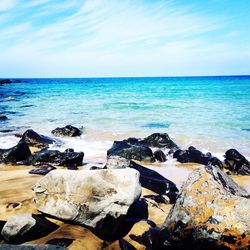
(0, 135), (20, 149)
(49, 135), (113, 163)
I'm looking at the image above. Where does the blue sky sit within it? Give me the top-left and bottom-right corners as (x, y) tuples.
(0, 0), (250, 77)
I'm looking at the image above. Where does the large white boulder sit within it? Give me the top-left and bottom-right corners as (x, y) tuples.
(33, 169), (141, 228)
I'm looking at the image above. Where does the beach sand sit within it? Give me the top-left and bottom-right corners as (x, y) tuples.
(0, 161), (249, 249)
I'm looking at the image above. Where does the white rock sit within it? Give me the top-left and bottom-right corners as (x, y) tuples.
(1, 214), (36, 241)
(33, 169), (141, 228)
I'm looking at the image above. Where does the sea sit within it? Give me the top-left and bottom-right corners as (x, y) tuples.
(0, 76), (250, 162)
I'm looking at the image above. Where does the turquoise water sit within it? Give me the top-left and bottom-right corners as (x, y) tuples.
(1, 76), (250, 158)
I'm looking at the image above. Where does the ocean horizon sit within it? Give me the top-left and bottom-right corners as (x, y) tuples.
(2, 74), (250, 79)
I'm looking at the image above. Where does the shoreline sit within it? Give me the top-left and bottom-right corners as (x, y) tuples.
(2, 128), (250, 163)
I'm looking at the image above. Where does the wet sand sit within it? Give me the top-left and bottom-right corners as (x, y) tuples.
(0, 161), (249, 249)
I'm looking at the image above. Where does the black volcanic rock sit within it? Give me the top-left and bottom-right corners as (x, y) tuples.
(140, 133), (178, 150)
(224, 149), (250, 175)
(23, 148), (84, 167)
(173, 146), (223, 168)
(29, 165), (56, 175)
(130, 161), (178, 201)
(51, 125), (81, 137)
(107, 140), (155, 162)
(107, 133), (178, 162)
(22, 129), (56, 148)
(0, 140), (31, 164)
(154, 150), (167, 162)
(0, 79), (12, 85)
(0, 79), (24, 85)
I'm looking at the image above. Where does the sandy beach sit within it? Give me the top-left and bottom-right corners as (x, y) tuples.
(0, 155), (249, 249)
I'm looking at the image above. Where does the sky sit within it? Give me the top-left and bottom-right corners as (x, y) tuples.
(0, 0), (250, 77)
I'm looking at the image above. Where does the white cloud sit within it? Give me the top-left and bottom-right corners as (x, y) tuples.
(23, 0), (50, 8)
(0, 0), (249, 77)
(0, 0), (18, 11)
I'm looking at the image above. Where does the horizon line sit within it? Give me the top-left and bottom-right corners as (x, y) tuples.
(1, 74), (250, 79)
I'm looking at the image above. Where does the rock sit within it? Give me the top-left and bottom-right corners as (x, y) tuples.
(105, 155), (131, 169)
(93, 199), (148, 241)
(119, 239), (137, 250)
(90, 166), (104, 170)
(0, 79), (12, 84)
(0, 220), (5, 240)
(23, 148), (84, 166)
(143, 194), (170, 204)
(154, 150), (167, 162)
(140, 133), (178, 149)
(173, 146), (223, 168)
(51, 125), (81, 137)
(129, 223), (161, 250)
(158, 165), (250, 249)
(107, 140), (155, 162)
(224, 149), (250, 175)
(22, 129), (56, 148)
(0, 140), (31, 164)
(1, 214), (58, 243)
(130, 161), (178, 202)
(29, 165), (56, 175)
(107, 133), (179, 162)
(0, 115), (8, 121)
(67, 165), (78, 170)
(64, 148), (74, 153)
(6, 202), (21, 209)
(33, 169), (141, 234)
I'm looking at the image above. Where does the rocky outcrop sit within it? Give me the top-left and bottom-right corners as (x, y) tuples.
(107, 140), (155, 162)
(1, 214), (58, 243)
(224, 149), (250, 175)
(0, 79), (12, 84)
(158, 165), (250, 250)
(51, 125), (81, 137)
(0, 79), (24, 85)
(29, 165), (56, 175)
(23, 148), (84, 166)
(107, 133), (178, 163)
(173, 146), (223, 168)
(0, 140), (31, 164)
(22, 129), (56, 148)
(33, 169), (141, 232)
(140, 133), (178, 149)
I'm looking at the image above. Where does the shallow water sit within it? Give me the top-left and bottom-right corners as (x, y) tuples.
(0, 76), (250, 159)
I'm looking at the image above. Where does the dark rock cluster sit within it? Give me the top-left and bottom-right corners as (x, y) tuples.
(51, 125), (81, 137)
(0, 128), (84, 167)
